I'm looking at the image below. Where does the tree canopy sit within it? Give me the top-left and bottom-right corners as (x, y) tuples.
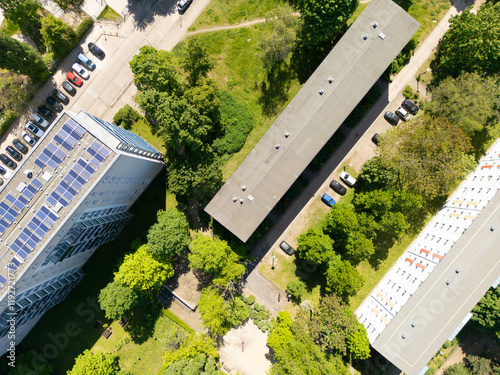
(298, 0), (358, 46)
(325, 258), (364, 300)
(472, 286), (500, 340)
(0, 0), (42, 47)
(188, 234), (245, 290)
(433, 2), (500, 80)
(181, 38), (214, 86)
(130, 46), (182, 94)
(197, 288), (231, 337)
(147, 208), (191, 260)
(162, 333), (219, 369)
(379, 115), (475, 199)
(40, 14), (76, 60)
(114, 245), (173, 292)
(98, 280), (139, 320)
(346, 324), (371, 360)
(67, 350), (119, 375)
(296, 228), (335, 264)
(0, 33), (48, 82)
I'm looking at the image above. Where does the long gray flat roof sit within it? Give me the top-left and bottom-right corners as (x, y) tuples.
(372, 187), (500, 374)
(205, 0), (420, 242)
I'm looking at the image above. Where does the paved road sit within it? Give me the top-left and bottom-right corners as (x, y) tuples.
(242, 0), (482, 322)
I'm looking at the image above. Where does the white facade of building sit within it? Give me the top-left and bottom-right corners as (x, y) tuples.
(0, 111), (164, 355)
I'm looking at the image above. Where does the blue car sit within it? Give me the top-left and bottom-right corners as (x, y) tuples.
(321, 193), (336, 207)
(78, 53), (96, 70)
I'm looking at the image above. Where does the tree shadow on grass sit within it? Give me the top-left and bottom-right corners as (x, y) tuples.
(124, 295), (162, 344)
(258, 63), (295, 117)
(290, 38), (336, 84)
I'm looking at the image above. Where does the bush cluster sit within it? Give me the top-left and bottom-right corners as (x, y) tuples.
(76, 17), (94, 40)
(113, 104), (141, 130)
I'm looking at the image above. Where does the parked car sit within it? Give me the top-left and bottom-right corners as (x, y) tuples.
(6, 146), (22, 161)
(13, 139), (28, 154)
(62, 81), (76, 95)
(66, 71), (83, 86)
(53, 88), (70, 104)
(0, 154), (17, 170)
(21, 131), (37, 146)
(279, 241), (295, 256)
(329, 179), (347, 195)
(177, 0), (193, 12)
(371, 133), (380, 145)
(31, 113), (49, 128)
(25, 121), (44, 138)
(46, 96), (63, 112)
(0, 177), (3, 186)
(72, 63), (90, 79)
(402, 99), (419, 115)
(321, 193), (336, 207)
(0, 165), (7, 175)
(88, 42), (104, 58)
(38, 105), (54, 119)
(339, 171), (357, 187)
(384, 110), (399, 126)
(77, 53), (96, 70)
(395, 106), (410, 121)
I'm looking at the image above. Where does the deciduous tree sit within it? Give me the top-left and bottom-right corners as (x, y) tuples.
(472, 286), (500, 340)
(98, 280), (139, 320)
(298, 0), (358, 46)
(0, 0), (43, 47)
(40, 15), (77, 60)
(184, 77), (221, 127)
(346, 324), (371, 360)
(162, 333), (219, 369)
(433, 2), (500, 80)
(147, 208), (190, 260)
(67, 350), (119, 375)
(130, 46), (182, 94)
(323, 203), (358, 245)
(296, 228), (334, 264)
(114, 245), (173, 293)
(344, 231), (374, 264)
(197, 288), (231, 337)
(0, 33), (48, 82)
(325, 258), (364, 300)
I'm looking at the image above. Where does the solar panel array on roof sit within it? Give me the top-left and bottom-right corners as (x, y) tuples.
(86, 140), (111, 169)
(0, 275), (6, 288)
(7, 205), (59, 271)
(34, 118), (86, 170)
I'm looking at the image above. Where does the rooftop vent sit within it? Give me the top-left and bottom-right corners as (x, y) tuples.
(328, 77), (333, 84)
(275, 144), (280, 149)
(373, 22), (378, 28)
(319, 89), (324, 95)
(378, 32), (386, 40)
(242, 186), (246, 191)
(233, 197), (237, 202)
(284, 132), (289, 138)
(363, 34), (368, 40)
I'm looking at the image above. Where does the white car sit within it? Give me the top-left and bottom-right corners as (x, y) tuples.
(21, 131), (37, 146)
(72, 63), (90, 79)
(339, 171), (356, 188)
(396, 106), (410, 121)
(31, 113), (49, 128)
(25, 121), (44, 138)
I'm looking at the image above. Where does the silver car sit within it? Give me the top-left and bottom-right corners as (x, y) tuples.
(72, 63), (90, 79)
(25, 121), (44, 138)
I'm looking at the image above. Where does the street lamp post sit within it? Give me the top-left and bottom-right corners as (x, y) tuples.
(142, 36), (152, 47)
(416, 68), (431, 93)
(272, 252), (276, 270)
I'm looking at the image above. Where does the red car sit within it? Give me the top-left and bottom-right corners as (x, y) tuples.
(66, 71), (83, 86)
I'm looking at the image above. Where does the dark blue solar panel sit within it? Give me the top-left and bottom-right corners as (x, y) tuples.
(39, 223), (49, 233)
(87, 147), (97, 156)
(27, 222), (37, 231)
(76, 176), (85, 185)
(32, 179), (43, 189)
(55, 148), (66, 159)
(51, 155), (62, 164)
(63, 191), (73, 201)
(31, 235), (41, 244)
(43, 148), (53, 157)
(4, 212), (14, 223)
(17, 250), (28, 260)
(59, 198), (69, 207)
(0, 202), (8, 211)
(13, 199), (24, 210)
(70, 130), (81, 140)
(9, 258), (20, 269)
(54, 134), (64, 144)
(20, 232), (29, 242)
(80, 170), (91, 180)
(47, 160), (58, 170)
(27, 184), (37, 193)
(85, 164), (95, 174)
(11, 242), (20, 253)
(72, 180), (82, 191)
(22, 189), (34, 200)
(34, 159), (45, 169)
(62, 124), (72, 134)
(72, 124), (86, 137)
(40, 205), (50, 215)
(62, 141), (72, 150)
(11, 258), (20, 266)
(0, 275), (6, 285)
(18, 195), (28, 205)
(68, 187), (77, 196)
(32, 217), (41, 226)
(48, 211), (58, 222)
(77, 159), (86, 168)
(95, 153), (104, 162)
(26, 239), (36, 249)
(69, 169), (78, 179)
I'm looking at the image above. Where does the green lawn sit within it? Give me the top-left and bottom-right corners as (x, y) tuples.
(404, 0), (451, 43)
(189, 0), (292, 30)
(0, 18), (21, 36)
(98, 5), (123, 22)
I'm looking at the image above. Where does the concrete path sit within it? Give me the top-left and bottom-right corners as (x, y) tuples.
(37, 0), (64, 18)
(80, 0), (107, 19)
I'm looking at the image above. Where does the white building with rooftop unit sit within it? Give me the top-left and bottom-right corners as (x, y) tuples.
(0, 110), (164, 355)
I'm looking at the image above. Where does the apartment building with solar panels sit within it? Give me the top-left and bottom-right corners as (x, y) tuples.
(0, 110), (164, 355)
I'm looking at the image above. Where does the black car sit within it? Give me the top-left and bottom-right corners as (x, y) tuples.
(402, 99), (419, 116)
(384, 111), (399, 126)
(62, 81), (76, 95)
(6, 146), (22, 161)
(371, 133), (380, 145)
(279, 241), (295, 256)
(13, 139), (29, 154)
(0, 165), (6, 176)
(329, 179), (347, 195)
(0, 154), (17, 170)
(38, 105), (54, 118)
(53, 89), (69, 104)
(46, 96), (63, 112)
(88, 42), (105, 58)
(177, 0), (193, 12)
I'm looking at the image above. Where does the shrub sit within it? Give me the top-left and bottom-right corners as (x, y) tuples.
(245, 295), (255, 305)
(113, 104), (141, 130)
(259, 310), (270, 320)
(76, 17), (94, 40)
(213, 91), (253, 155)
(250, 310), (261, 321)
(286, 280), (307, 302)
(253, 302), (265, 312)
(403, 85), (414, 99)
